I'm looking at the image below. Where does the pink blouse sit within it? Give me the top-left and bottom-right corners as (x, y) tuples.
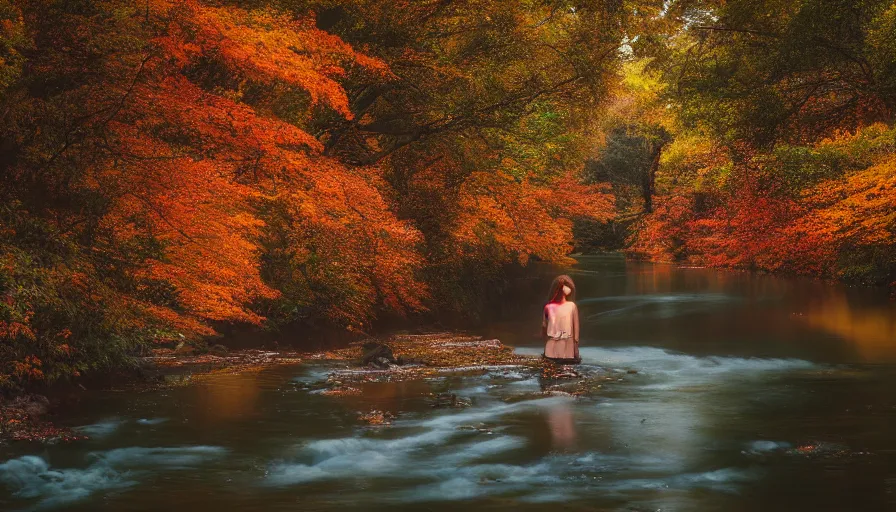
(543, 302), (579, 341)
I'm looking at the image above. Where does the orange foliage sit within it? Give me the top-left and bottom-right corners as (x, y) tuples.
(796, 159), (896, 247)
(631, 127), (895, 282)
(276, 164), (427, 325)
(633, 182), (842, 275)
(686, 183), (806, 271)
(152, 0), (391, 118)
(2, 0), (618, 389)
(454, 170), (614, 265)
(627, 192), (695, 263)
(87, 0), (423, 336)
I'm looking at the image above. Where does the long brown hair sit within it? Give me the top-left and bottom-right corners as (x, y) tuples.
(546, 274), (576, 304)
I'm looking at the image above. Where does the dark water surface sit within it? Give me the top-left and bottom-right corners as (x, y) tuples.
(2, 255), (896, 511)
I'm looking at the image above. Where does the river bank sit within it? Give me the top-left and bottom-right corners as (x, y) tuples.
(0, 332), (560, 445)
(0, 348), (300, 445)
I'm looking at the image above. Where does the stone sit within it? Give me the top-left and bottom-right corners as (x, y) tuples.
(208, 344), (229, 356)
(361, 341), (397, 367)
(173, 343), (195, 355)
(430, 392), (471, 408)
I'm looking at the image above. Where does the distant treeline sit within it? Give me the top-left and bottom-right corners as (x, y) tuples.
(579, 0), (896, 292)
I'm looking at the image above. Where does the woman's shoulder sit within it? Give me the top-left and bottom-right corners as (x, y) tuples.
(545, 301), (576, 312)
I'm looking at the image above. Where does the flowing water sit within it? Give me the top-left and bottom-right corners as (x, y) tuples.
(2, 255), (896, 511)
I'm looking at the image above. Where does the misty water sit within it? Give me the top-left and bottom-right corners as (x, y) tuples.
(2, 255), (896, 511)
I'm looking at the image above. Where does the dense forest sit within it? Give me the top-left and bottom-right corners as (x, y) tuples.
(0, 0), (893, 392)
(593, 0), (896, 289)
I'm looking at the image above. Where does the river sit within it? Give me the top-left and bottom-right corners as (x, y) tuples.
(2, 254), (896, 511)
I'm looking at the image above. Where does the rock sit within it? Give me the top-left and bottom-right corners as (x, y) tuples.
(395, 355), (423, 366)
(358, 409), (394, 426)
(361, 341), (397, 367)
(320, 386), (362, 397)
(365, 356), (396, 370)
(430, 392), (471, 408)
(627, 369), (638, 374)
(173, 344), (195, 356)
(208, 344), (229, 356)
(15, 395), (50, 418)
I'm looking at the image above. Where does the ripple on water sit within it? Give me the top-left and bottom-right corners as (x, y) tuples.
(5, 344), (826, 509)
(514, 346), (816, 388)
(73, 419), (125, 438)
(264, 396), (573, 488)
(261, 380), (765, 506)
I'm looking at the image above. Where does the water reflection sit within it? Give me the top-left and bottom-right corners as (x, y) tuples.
(192, 372), (263, 422)
(491, 255), (896, 363)
(342, 380), (433, 413)
(802, 292), (896, 361)
(546, 402), (577, 450)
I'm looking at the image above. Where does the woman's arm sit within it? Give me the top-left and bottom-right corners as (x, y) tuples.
(541, 305), (548, 340)
(573, 303), (579, 343)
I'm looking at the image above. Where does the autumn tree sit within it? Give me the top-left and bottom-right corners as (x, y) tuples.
(289, 0), (627, 314)
(665, 0), (896, 147)
(0, 0), (631, 389)
(0, 0), (426, 389)
(625, 0), (896, 286)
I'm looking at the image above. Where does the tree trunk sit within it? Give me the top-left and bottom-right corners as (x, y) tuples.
(642, 141), (665, 214)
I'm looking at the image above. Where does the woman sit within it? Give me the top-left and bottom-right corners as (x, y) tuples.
(542, 275), (580, 364)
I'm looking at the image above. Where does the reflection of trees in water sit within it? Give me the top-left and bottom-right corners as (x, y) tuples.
(194, 372), (263, 422)
(192, 368), (291, 423)
(337, 380), (432, 413)
(802, 293), (896, 361)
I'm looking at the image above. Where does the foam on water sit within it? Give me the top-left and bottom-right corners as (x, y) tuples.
(745, 440), (792, 454)
(402, 461), (561, 502)
(515, 345), (815, 384)
(290, 366), (333, 385)
(0, 446), (227, 508)
(606, 467), (757, 494)
(265, 396), (573, 487)
(73, 419), (124, 438)
(75, 417), (171, 438)
(91, 446), (228, 468)
(262, 376), (762, 505)
(0, 455), (131, 508)
(433, 436), (527, 465)
(4, 341), (819, 508)
(402, 395), (574, 430)
(135, 418), (167, 426)
(388, 453), (755, 503)
(262, 345), (812, 503)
